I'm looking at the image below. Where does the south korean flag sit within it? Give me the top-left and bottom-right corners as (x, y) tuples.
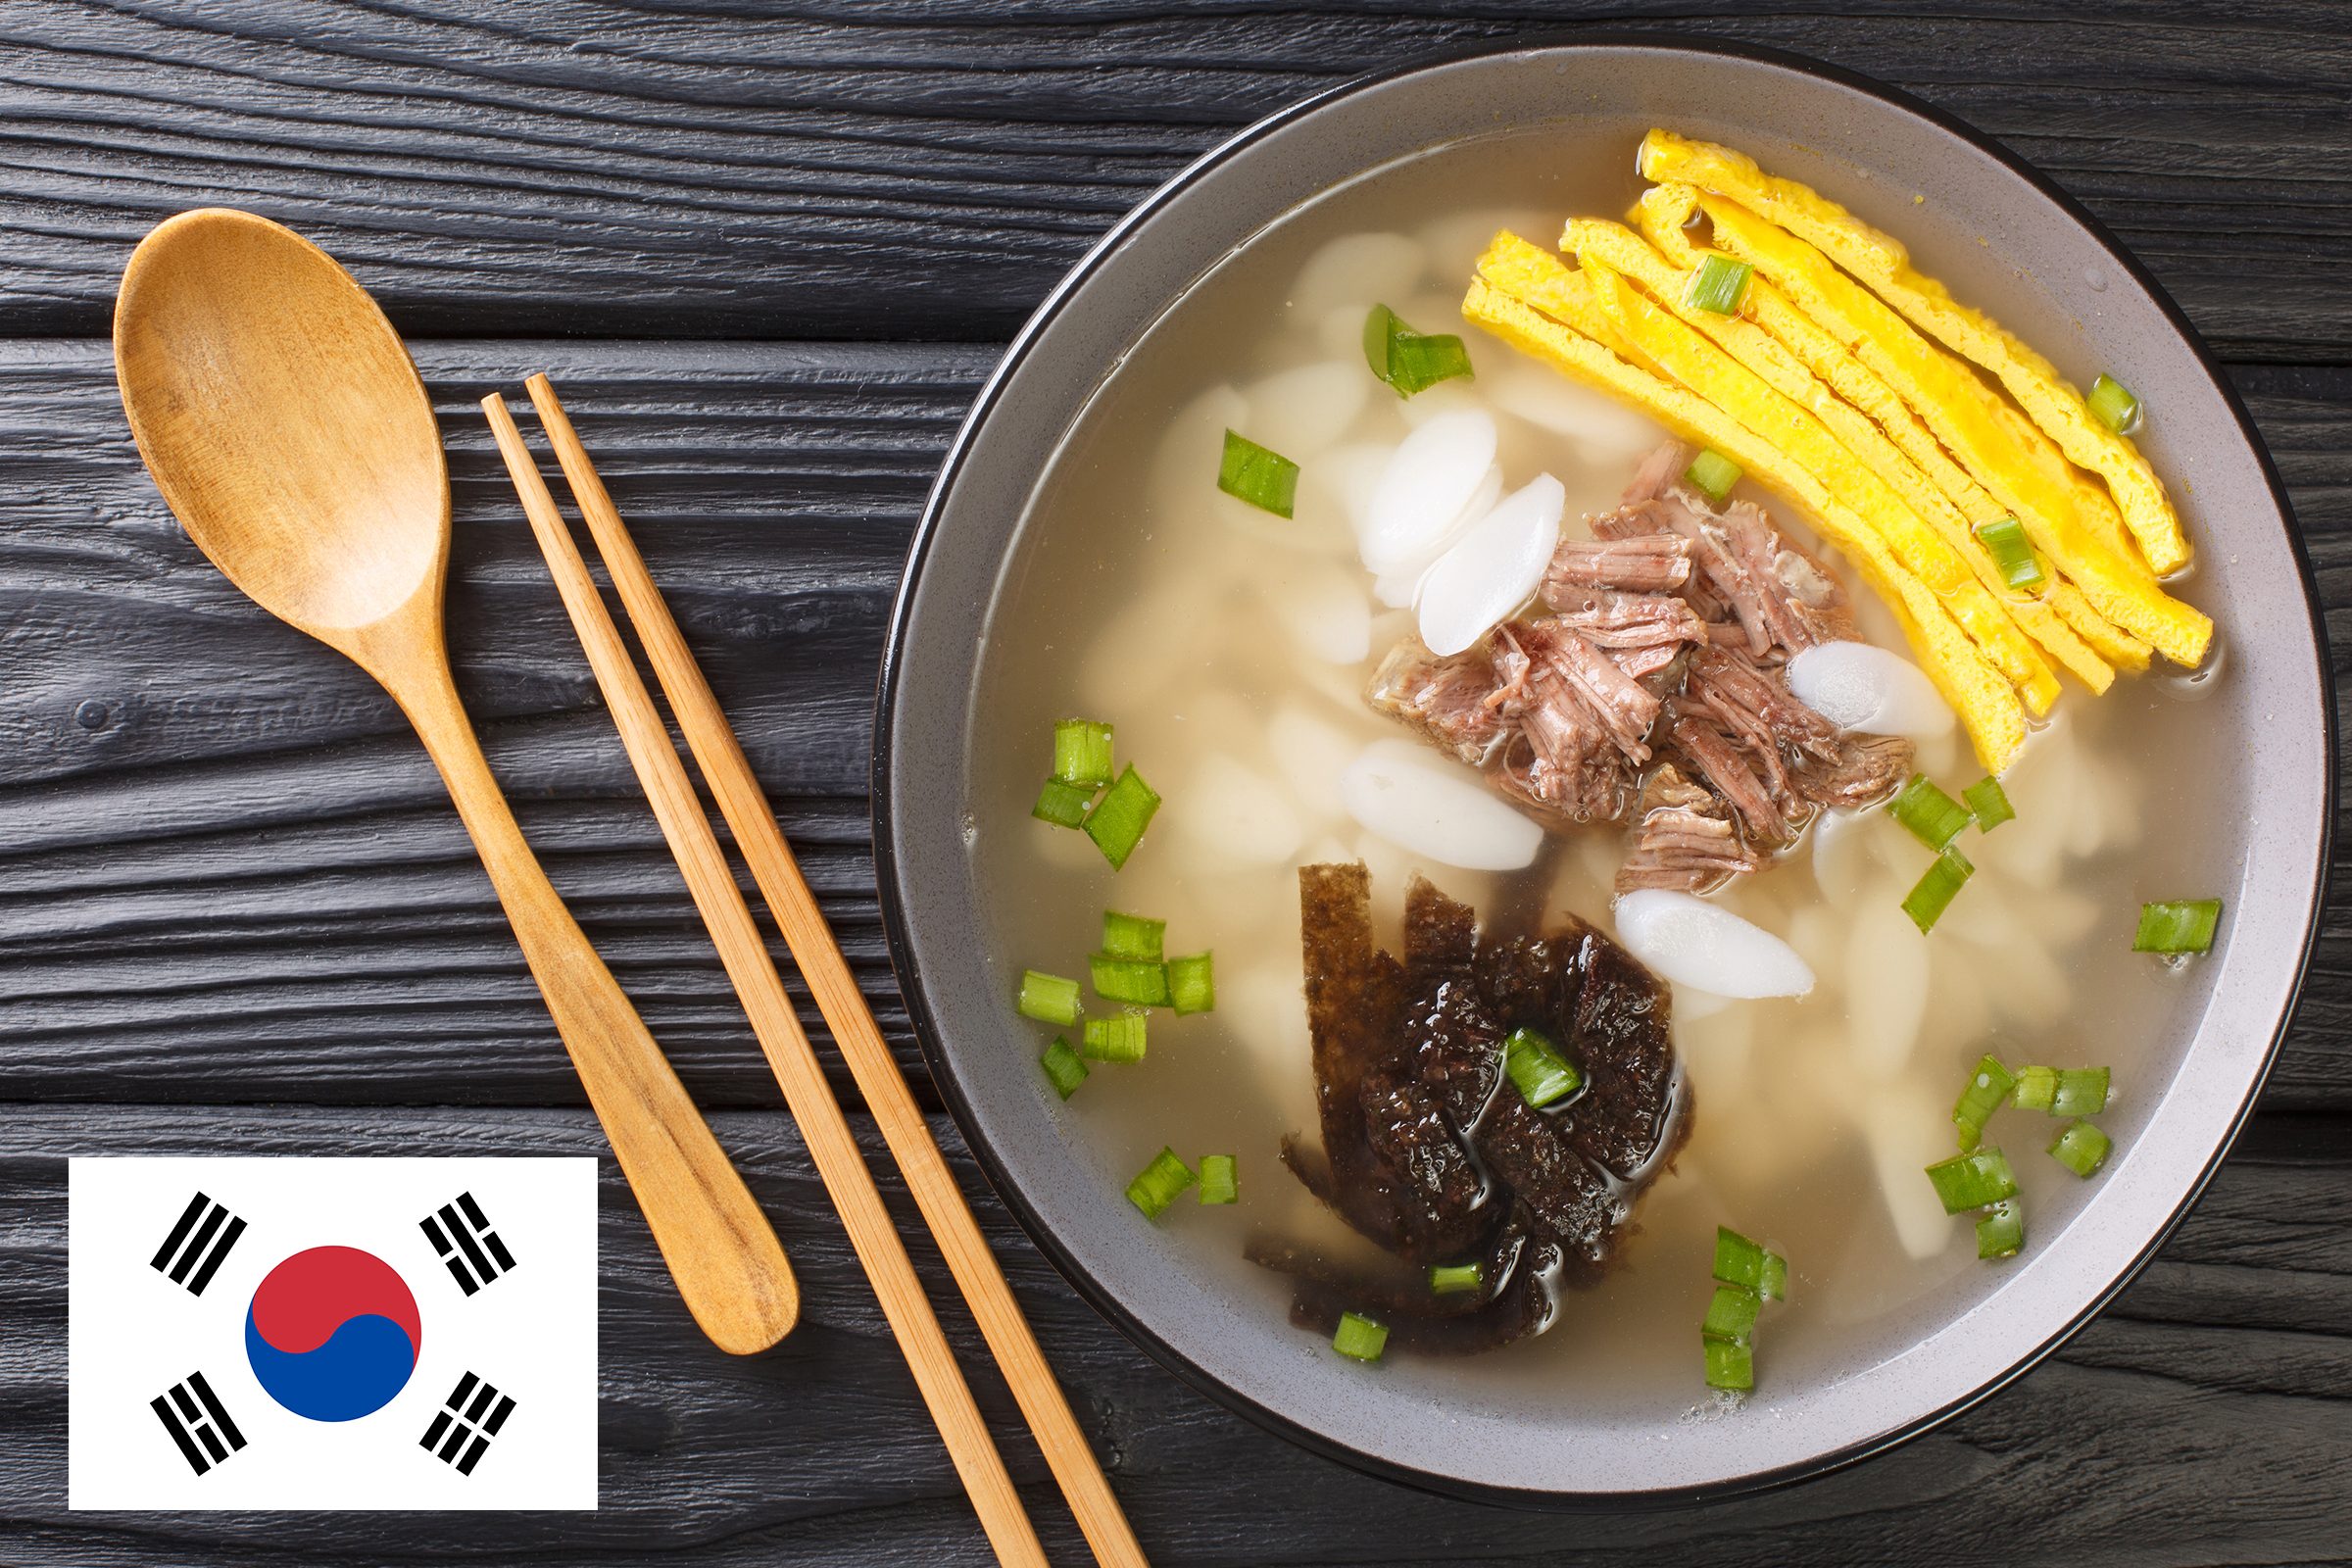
(69, 1156), (597, 1510)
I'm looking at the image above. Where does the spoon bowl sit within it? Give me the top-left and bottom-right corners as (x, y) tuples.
(114, 209), (799, 1355)
(115, 210), (447, 642)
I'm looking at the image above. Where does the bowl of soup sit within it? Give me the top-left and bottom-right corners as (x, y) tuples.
(872, 36), (2330, 1500)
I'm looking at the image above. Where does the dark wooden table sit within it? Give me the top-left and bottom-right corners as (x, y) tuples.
(3, 5), (2347, 1563)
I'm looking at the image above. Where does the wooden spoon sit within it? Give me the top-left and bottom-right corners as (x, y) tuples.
(112, 209), (798, 1354)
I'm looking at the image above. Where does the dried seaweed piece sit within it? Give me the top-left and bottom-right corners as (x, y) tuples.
(1402, 874), (1479, 975)
(1475, 932), (1570, 1023)
(1556, 918), (1683, 1179)
(1359, 1064), (1494, 1266)
(1251, 1214), (1559, 1356)
(1297, 862), (1411, 1249)
(1265, 867), (1686, 1355)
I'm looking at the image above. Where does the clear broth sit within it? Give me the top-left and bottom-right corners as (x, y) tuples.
(968, 121), (2173, 1411)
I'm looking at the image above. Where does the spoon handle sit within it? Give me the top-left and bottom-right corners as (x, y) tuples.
(387, 655), (800, 1355)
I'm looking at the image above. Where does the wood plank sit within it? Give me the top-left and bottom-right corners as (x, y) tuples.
(0, 338), (970, 1105)
(3, 342), (2347, 1112)
(0, 3), (2348, 357)
(2236, 366), (2352, 1111)
(0, 1103), (2344, 1565)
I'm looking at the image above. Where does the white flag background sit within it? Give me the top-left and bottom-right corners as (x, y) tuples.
(70, 1156), (598, 1510)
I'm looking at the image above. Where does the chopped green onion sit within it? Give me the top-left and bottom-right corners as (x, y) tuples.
(1101, 910), (1165, 961)
(1363, 304), (1474, 397)
(1217, 428), (1299, 517)
(2013, 1064), (2109, 1117)
(1703, 1236), (1777, 1390)
(1901, 848), (1974, 933)
(1684, 448), (1742, 506)
(1953, 1054), (2018, 1152)
(1125, 1147), (1196, 1218)
(1053, 718), (1113, 788)
(1703, 1333), (1753, 1392)
(1332, 1311), (1389, 1363)
(1973, 514), (2047, 592)
(1166, 953), (1216, 1015)
(1083, 764), (1161, 870)
(1198, 1153), (1237, 1205)
(1890, 773), (1973, 852)
(1392, 333), (1474, 396)
(1430, 1261), (1484, 1295)
(1925, 1147), (2019, 1213)
(2051, 1066), (2111, 1117)
(1702, 1284), (1761, 1345)
(1684, 254), (1754, 315)
(1039, 1038), (1089, 1101)
(1362, 304), (1400, 376)
(1032, 776), (1093, 828)
(1501, 1025), (1582, 1109)
(1977, 1199), (2025, 1259)
(1081, 1008), (1148, 1063)
(1962, 775), (2015, 832)
(2133, 899), (2222, 955)
(1713, 1226), (1767, 1291)
(1016, 968), (1082, 1027)
(2049, 1119), (2113, 1177)
(1090, 952), (1171, 1007)
(2087, 373), (2141, 435)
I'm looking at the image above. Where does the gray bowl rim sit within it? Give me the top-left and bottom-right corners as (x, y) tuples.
(871, 29), (2335, 1508)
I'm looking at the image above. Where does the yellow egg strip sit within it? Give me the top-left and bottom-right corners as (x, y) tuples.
(1462, 266), (2027, 771)
(2047, 580), (2153, 671)
(1638, 192), (2009, 533)
(1696, 194), (2128, 569)
(1614, 188), (2150, 687)
(1575, 257), (2061, 713)
(1639, 129), (2189, 573)
(1632, 192), (2154, 675)
(1698, 196), (2211, 667)
(1696, 199), (2159, 657)
(1559, 216), (2107, 699)
(1630, 182), (1706, 267)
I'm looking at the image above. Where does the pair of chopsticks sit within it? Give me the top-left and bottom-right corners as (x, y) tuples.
(483, 377), (1148, 1568)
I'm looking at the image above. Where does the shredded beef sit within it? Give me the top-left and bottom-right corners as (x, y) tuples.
(1366, 640), (1510, 768)
(1510, 619), (1659, 764)
(1362, 440), (1915, 894)
(1539, 581), (1708, 651)
(1616, 765), (1763, 894)
(1544, 534), (1693, 596)
(1794, 731), (1918, 810)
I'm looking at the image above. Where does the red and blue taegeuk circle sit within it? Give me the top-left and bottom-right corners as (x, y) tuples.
(243, 1247), (422, 1421)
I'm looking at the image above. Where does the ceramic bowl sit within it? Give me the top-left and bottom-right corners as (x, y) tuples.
(873, 35), (2331, 1501)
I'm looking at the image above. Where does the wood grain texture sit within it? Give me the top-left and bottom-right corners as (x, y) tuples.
(0, 338), (979, 1107)
(3, 6), (2350, 1562)
(113, 208), (801, 1358)
(523, 371), (1147, 1566)
(1, 1105), (2347, 1566)
(4, 342), (2347, 1109)
(0, 2), (2347, 358)
(489, 387), (1051, 1563)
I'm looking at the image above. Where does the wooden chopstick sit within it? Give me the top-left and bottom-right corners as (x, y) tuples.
(480, 393), (1049, 1568)
(519, 375), (1151, 1568)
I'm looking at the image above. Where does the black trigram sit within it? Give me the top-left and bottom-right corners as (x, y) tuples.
(151, 1372), (246, 1477)
(419, 1372), (514, 1476)
(419, 1190), (514, 1296)
(148, 1192), (246, 1297)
